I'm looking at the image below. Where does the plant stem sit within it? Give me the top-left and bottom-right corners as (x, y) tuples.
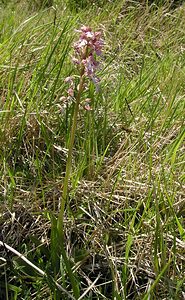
(57, 73), (85, 299)
(57, 73), (84, 235)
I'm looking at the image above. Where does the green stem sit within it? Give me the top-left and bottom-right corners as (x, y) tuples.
(57, 74), (85, 299)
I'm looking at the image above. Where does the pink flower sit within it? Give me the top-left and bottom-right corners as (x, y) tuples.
(74, 25), (103, 59)
(84, 104), (92, 111)
(63, 25), (103, 102)
(82, 56), (94, 76)
(64, 76), (73, 84)
(67, 88), (74, 97)
(60, 96), (67, 102)
(84, 98), (92, 111)
(63, 76), (75, 99)
(80, 26), (91, 32)
(72, 57), (80, 65)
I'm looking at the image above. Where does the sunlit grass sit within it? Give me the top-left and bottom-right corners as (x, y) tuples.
(0, 0), (184, 299)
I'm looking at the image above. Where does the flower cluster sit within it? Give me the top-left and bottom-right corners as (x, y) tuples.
(73, 25), (103, 89)
(62, 26), (103, 111)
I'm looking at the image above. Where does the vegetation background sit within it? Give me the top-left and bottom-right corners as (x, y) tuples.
(0, 0), (184, 299)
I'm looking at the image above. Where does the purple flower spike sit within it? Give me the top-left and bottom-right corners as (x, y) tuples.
(72, 25), (103, 91)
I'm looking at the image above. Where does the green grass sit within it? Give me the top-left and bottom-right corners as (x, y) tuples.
(0, 0), (184, 299)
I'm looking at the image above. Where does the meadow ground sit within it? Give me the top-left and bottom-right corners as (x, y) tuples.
(0, 0), (184, 299)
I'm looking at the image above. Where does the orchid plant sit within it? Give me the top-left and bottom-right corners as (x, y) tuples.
(57, 25), (103, 298)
